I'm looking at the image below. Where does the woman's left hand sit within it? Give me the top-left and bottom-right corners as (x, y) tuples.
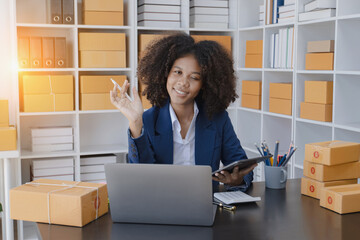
(212, 163), (257, 186)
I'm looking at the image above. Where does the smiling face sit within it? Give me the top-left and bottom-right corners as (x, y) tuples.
(166, 54), (203, 109)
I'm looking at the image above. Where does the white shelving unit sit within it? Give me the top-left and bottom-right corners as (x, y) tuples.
(8, 0), (360, 238)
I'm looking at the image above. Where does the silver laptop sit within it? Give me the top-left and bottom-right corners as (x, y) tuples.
(104, 163), (217, 226)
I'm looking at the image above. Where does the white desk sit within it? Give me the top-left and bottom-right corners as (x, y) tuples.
(1, 150), (19, 240)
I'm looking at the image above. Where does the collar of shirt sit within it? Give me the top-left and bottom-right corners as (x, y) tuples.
(169, 102), (199, 144)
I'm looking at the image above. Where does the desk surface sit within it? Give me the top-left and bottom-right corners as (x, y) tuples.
(37, 179), (360, 240)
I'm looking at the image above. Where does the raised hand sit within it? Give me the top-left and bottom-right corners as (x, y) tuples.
(110, 79), (144, 138)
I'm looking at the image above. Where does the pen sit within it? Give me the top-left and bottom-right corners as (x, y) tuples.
(273, 141), (279, 166)
(254, 143), (264, 157)
(213, 201), (236, 211)
(281, 147), (297, 166)
(111, 78), (133, 102)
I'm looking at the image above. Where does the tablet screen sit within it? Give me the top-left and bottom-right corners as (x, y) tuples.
(212, 155), (272, 176)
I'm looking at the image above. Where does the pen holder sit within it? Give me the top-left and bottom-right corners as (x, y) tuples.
(265, 165), (287, 189)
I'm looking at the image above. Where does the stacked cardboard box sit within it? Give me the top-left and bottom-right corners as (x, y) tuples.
(299, 0), (336, 22)
(245, 40), (263, 68)
(0, 100), (17, 151)
(137, 0), (181, 28)
(269, 83), (292, 115)
(21, 75), (74, 112)
(80, 155), (117, 183)
(241, 80), (261, 110)
(305, 40), (334, 70)
(10, 179), (108, 227)
(31, 127), (73, 152)
(192, 35), (232, 53)
(83, 0), (123, 26)
(301, 140), (360, 214)
(300, 80), (333, 122)
(79, 32), (126, 68)
(31, 158), (74, 181)
(80, 75), (126, 110)
(190, 0), (229, 29)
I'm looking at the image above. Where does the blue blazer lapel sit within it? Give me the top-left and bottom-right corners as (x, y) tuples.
(154, 102), (173, 164)
(195, 110), (216, 166)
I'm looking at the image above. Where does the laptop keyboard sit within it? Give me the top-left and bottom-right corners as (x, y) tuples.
(214, 191), (261, 205)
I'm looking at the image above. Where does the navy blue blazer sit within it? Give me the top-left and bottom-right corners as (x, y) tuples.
(128, 101), (253, 191)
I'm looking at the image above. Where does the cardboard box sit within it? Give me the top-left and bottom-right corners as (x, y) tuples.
(0, 100), (9, 127)
(139, 82), (153, 109)
(79, 51), (126, 68)
(320, 184), (360, 214)
(301, 177), (357, 199)
(304, 140), (360, 166)
(33, 167), (74, 177)
(83, 0), (123, 12)
(23, 75), (73, 94)
(80, 155), (117, 165)
(32, 158), (74, 169)
(31, 127), (73, 137)
(32, 135), (73, 145)
(138, 34), (167, 55)
(0, 127), (17, 151)
(246, 40), (263, 54)
(304, 81), (333, 104)
(192, 35), (232, 53)
(23, 94), (73, 112)
(241, 94), (261, 110)
(269, 83), (292, 99)
(300, 102), (332, 122)
(242, 80), (261, 96)
(80, 93), (115, 110)
(303, 160), (360, 182)
(83, 11), (123, 26)
(305, 53), (334, 70)
(80, 75), (126, 93)
(269, 98), (292, 115)
(10, 179), (108, 227)
(245, 54), (262, 68)
(307, 40), (334, 53)
(79, 33), (126, 51)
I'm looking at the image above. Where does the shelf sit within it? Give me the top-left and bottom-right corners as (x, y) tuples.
(18, 68), (76, 72)
(238, 26), (263, 31)
(78, 25), (131, 30)
(264, 22), (295, 29)
(78, 68), (131, 72)
(0, 150), (20, 159)
(137, 26), (187, 31)
(337, 13), (360, 20)
(263, 111), (293, 120)
(20, 111), (76, 116)
(189, 28), (236, 32)
(237, 68), (262, 72)
(263, 68), (294, 72)
(335, 71), (360, 75)
(79, 110), (121, 114)
(334, 123), (360, 133)
(16, 23), (75, 28)
(295, 118), (333, 127)
(296, 70), (334, 74)
(20, 150), (77, 159)
(297, 17), (336, 26)
(80, 144), (128, 156)
(238, 107), (261, 114)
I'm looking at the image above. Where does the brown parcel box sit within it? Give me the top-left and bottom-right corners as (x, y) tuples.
(81, 93), (115, 110)
(241, 94), (261, 110)
(245, 54), (262, 68)
(304, 81), (333, 104)
(139, 82), (152, 110)
(305, 53), (334, 70)
(192, 35), (232, 53)
(246, 40), (263, 54)
(320, 184), (360, 214)
(80, 51), (126, 68)
(301, 177), (357, 199)
(307, 40), (334, 53)
(305, 140), (360, 166)
(0, 100), (9, 127)
(269, 83), (292, 99)
(300, 102), (332, 122)
(83, 11), (123, 26)
(269, 98), (292, 115)
(83, 0), (123, 12)
(0, 127), (17, 151)
(24, 94), (74, 112)
(303, 161), (360, 182)
(80, 75), (126, 93)
(79, 33), (126, 51)
(10, 179), (108, 227)
(242, 80), (262, 96)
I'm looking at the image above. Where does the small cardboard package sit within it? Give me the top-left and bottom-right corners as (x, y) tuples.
(300, 102), (332, 122)
(81, 93), (115, 110)
(10, 179), (108, 227)
(245, 54), (262, 68)
(80, 75), (126, 93)
(304, 81), (333, 104)
(0, 100), (9, 127)
(192, 35), (232, 53)
(305, 140), (360, 166)
(83, 11), (123, 26)
(269, 83), (292, 99)
(79, 51), (126, 68)
(303, 161), (360, 182)
(320, 184), (360, 214)
(83, 0), (123, 12)
(241, 94), (261, 110)
(269, 98), (292, 115)
(78, 33), (126, 51)
(305, 53), (334, 70)
(242, 80), (262, 96)
(301, 177), (357, 199)
(307, 40), (334, 53)
(0, 126), (17, 151)
(245, 40), (263, 54)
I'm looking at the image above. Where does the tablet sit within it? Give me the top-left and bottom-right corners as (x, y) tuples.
(212, 155), (273, 176)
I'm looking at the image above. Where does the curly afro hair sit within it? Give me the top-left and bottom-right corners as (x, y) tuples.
(137, 32), (238, 119)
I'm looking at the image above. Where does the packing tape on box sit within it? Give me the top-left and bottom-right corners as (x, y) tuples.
(25, 181), (100, 224)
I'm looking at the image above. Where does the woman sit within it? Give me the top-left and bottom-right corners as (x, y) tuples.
(110, 33), (256, 191)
